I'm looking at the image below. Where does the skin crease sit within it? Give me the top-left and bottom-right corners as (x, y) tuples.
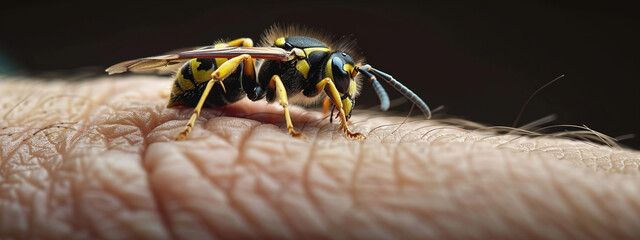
(1, 76), (639, 240)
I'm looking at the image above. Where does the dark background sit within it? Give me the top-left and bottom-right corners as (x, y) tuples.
(1, 1), (638, 149)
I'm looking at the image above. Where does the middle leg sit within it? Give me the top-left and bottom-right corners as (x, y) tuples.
(268, 75), (305, 139)
(215, 38), (257, 81)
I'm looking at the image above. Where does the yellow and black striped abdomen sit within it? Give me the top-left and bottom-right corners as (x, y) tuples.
(168, 58), (216, 107)
(168, 57), (247, 107)
(176, 58), (216, 91)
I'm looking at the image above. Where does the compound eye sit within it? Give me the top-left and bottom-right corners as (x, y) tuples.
(331, 56), (350, 93)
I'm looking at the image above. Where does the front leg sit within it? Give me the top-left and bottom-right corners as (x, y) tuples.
(315, 78), (364, 139)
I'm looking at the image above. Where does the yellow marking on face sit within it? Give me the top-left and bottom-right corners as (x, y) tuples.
(275, 37), (286, 46)
(177, 72), (195, 91)
(343, 63), (354, 77)
(190, 59), (214, 83)
(296, 60), (311, 79)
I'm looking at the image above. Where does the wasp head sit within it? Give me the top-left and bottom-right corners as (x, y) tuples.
(325, 52), (359, 120)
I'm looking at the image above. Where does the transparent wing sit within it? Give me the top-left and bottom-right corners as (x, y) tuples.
(106, 47), (292, 75)
(138, 47), (205, 75)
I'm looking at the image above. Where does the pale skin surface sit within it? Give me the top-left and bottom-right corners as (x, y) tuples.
(1, 75), (639, 240)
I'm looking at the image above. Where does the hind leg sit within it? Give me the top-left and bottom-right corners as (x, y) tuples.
(175, 54), (254, 140)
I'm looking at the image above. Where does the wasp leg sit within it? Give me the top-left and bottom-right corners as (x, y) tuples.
(217, 38), (256, 79)
(316, 78), (364, 139)
(175, 54), (253, 140)
(214, 38), (254, 48)
(210, 54), (253, 92)
(234, 40), (257, 83)
(322, 97), (338, 123)
(269, 75), (305, 139)
(214, 38), (258, 94)
(322, 97), (331, 115)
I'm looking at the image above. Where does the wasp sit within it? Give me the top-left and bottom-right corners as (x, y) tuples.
(106, 25), (431, 140)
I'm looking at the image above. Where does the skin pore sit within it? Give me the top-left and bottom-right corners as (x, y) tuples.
(1, 76), (639, 239)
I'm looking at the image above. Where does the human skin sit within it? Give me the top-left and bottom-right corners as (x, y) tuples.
(1, 76), (639, 240)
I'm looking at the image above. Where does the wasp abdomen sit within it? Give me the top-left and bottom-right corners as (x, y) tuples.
(168, 58), (246, 107)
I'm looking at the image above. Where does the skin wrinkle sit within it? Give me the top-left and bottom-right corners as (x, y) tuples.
(259, 135), (317, 238)
(219, 120), (267, 238)
(303, 136), (332, 233)
(421, 143), (460, 240)
(2, 76), (640, 239)
(4, 128), (67, 238)
(145, 130), (193, 240)
(74, 117), (160, 239)
(498, 149), (547, 238)
(212, 125), (262, 235)
(300, 128), (332, 238)
(561, 157), (630, 238)
(188, 121), (234, 192)
(545, 158), (600, 239)
(398, 151), (450, 239)
(193, 138), (246, 239)
(373, 148), (423, 235)
(252, 129), (330, 238)
(2, 93), (33, 121)
(402, 146), (431, 184)
(254, 140), (305, 239)
(288, 138), (333, 238)
(334, 138), (364, 239)
(391, 142), (405, 190)
(145, 142), (240, 238)
(270, 138), (318, 238)
(445, 143), (479, 236)
(175, 141), (230, 238)
(495, 151), (557, 238)
(3, 119), (79, 174)
(145, 145), (223, 240)
(1, 78), (168, 239)
(170, 120), (298, 238)
(348, 141), (364, 212)
(373, 148), (423, 236)
(371, 146), (447, 237)
(249, 163), (298, 239)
